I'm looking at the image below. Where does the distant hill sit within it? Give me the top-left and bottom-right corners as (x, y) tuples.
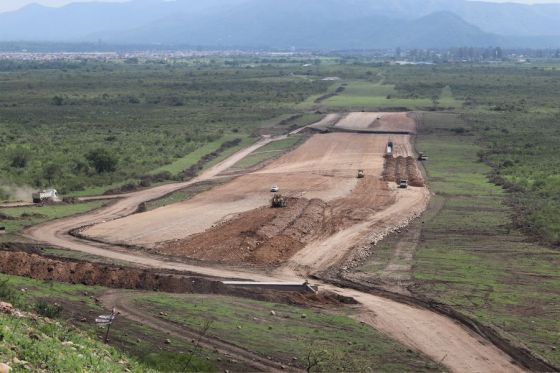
(0, 0), (559, 48)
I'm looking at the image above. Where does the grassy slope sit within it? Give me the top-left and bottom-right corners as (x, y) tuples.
(144, 179), (228, 211)
(0, 272), (443, 372)
(0, 313), (150, 373)
(134, 293), (444, 373)
(0, 273), (236, 372)
(412, 112), (560, 365)
(0, 274), (152, 372)
(152, 134), (252, 175)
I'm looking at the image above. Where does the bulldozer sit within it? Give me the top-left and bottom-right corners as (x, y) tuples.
(271, 193), (287, 208)
(357, 169), (365, 178)
(417, 152), (429, 161)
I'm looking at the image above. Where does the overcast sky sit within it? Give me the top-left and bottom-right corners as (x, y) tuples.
(1, 0), (560, 13)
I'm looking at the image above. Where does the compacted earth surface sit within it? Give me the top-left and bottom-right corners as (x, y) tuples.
(82, 128), (422, 268)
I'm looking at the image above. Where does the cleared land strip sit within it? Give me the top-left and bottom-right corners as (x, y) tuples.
(22, 114), (526, 373)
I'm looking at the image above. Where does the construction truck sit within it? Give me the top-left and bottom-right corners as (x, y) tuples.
(357, 169), (365, 178)
(399, 179), (409, 189)
(32, 189), (58, 204)
(271, 194), (287, 208)
(385, 141), (394, 157)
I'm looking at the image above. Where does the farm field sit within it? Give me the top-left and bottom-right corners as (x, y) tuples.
(323, 81), (461, 110)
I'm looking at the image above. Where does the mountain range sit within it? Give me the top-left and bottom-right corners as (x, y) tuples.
(1, 0), (560, 49)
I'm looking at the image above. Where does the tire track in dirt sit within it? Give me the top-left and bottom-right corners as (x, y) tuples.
(101, 289), (293, 372)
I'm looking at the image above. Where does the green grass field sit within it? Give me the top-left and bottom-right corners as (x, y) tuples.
(323, 81), (461, 110)
(413, 113), (560, 366)
(0, 272), (443, 372)
(228, 135), (305, 171)
(133, 292), (444, 372)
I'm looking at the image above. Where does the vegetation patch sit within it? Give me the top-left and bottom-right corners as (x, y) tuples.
(228, 135), (305, 171)
(0, 61), (330, 198)
(144, 179), (229, 211)
(133, 293), (444, 372)
(412, 113), (560, 366)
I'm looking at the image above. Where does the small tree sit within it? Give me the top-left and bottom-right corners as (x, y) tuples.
(52, 95), (64, 106)
(431, 95), (440, 108)
(43, 162), (62, 185)
(86, 148), (118, 173)
(9, 146), (29, 168)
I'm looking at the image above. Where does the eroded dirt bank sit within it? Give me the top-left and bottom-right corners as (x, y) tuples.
(0, 247), (351, 307)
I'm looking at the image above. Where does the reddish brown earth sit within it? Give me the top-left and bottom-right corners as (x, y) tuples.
(83, 132), (398, 248)
(383, 156), (424, 187)
(157, 176), (393, 266)
(335, 112), (417, 133)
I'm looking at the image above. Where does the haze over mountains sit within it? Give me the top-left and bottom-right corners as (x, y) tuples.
(1, 0), (560, 49)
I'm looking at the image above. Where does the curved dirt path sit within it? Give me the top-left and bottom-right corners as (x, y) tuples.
(23, 125), (526, 373)
(101, 289), (292, 372)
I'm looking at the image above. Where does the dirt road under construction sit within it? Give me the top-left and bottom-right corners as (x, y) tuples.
(24, 113), (525, 373)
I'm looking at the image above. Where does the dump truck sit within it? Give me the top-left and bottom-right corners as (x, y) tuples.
(386, 141), (394, 157)
(32, 189), (58, 204)
(271, 194), (287, 208)
(357, 169), (365, 178)
(399, 179), (409, 189)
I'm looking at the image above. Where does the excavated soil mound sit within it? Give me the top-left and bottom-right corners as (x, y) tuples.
(383, 156), (424, 187)
(156, 198), (330, 265)
(156, 178), (394, 267)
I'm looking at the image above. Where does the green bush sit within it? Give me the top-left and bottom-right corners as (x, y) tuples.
(0, 278), (21, 306)
(34, 300), (64, 318)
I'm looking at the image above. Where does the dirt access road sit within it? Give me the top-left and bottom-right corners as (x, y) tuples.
(24, 113), (525, 373)
(82, 132), (414, 249)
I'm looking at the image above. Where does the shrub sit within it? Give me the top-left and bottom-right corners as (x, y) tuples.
(0, 279), (21, 306)
(86, 148), (118, 173)
(34, 300), (63, 318)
